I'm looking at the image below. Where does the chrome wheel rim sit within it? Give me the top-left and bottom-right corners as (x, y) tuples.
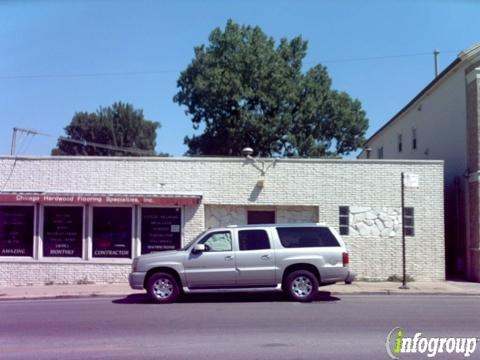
(153, 278), (173, 299)
(292, 276), (313, 297)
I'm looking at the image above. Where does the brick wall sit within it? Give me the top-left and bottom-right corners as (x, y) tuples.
(0, 157), (445, 285)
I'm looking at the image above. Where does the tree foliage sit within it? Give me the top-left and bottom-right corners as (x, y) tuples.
(174, 20), (368, 157)
(52, 102), (161, 156)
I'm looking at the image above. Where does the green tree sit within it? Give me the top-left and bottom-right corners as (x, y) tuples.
(174, 20), (368, 157)
(52, 102), (162, 156)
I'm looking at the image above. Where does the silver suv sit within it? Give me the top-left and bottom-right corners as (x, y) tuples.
(129, 223), (350, 303)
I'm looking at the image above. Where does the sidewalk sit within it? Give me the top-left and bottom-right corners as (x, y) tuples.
(1, 281), (480, 301)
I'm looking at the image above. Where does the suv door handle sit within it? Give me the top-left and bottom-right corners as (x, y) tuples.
(261, 255), (271, 260)
(225, 255), (234, 261)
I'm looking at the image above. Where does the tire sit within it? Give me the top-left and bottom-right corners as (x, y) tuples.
(284, 270), (319, 302)
(147, 272), (180, 304)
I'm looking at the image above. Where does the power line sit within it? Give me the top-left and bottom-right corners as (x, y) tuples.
(0, 50), (461, 80)
(311, 50), (459, 64)
(57, 136), (155, 156)
(0, 69), (180, 80)
(9, 127), (155, 156)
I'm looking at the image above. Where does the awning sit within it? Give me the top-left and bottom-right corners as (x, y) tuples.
(0, 193), (202, 206)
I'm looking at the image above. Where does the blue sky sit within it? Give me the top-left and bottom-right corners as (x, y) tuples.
(0, 0), (478, 157)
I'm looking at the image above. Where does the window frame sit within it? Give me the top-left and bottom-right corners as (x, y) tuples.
(41, 205), (84, 259)
(403, 207), (415, 237)
(412, 128), (417, 150)
(247, 209), (276, 225)
(398, 133), (403, 152)
(339, 206), (349, 236)
(90, 205), (134, 260)
(377, 147), (384, 159)
(0, 204), (36, 259)
(139, 206), (182, 254)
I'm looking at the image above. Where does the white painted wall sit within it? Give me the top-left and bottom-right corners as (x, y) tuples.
(361, 65), (468, 186)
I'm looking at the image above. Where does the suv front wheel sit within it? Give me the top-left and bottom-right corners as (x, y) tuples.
(284, 270), (319, 302)
(147, 272), (180, 304)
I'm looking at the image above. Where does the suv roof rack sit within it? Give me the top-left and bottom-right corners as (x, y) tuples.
(226, 223), (326, 228)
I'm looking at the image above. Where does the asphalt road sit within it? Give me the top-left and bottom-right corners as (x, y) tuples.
(0, 292), (479, 360)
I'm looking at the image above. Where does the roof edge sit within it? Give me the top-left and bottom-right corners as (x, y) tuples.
(0, 155), (443, 165)
(363, 43), (480, 150)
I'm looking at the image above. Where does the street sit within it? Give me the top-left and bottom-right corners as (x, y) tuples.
(0, 292), (479, 359)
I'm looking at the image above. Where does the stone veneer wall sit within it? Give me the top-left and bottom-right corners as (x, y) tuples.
(349, 207), (402, 237)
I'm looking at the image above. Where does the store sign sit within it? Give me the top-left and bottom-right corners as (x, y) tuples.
(403, 173), (419, 188)
(141, 208), (181, 253)
(43, 206), (83, 257)
(0, 206), (34, 257)
(0, 194), (201, 206)
(92, 207), (132, 258)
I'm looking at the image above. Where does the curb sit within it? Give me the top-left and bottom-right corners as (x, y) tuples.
(1, 291), (480, 301)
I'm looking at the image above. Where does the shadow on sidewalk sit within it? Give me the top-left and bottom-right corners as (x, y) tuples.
(112, 291), (340, 304)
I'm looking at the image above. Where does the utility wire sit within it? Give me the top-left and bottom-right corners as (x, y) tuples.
(312, 50), (459, 64)
(0, 50), (461, 80)
(56, 136), (155, 156)
(11, 127), (155, 156)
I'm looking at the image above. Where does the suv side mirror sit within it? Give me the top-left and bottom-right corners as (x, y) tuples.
(193, 244), (206, 253)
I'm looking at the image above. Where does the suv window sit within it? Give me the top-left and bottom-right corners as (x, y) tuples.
(276, 227), (340, 248)
(199, 231), (232, 252)
(238, 230), (270, 251)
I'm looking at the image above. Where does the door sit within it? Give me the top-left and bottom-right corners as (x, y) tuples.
(234, 229), (276, 286)
(184, 231), (236, 288)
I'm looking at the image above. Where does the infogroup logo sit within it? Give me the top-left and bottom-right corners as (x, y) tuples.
(385, 327), (479, 359)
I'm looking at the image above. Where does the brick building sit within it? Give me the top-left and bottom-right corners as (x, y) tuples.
(0, 156), (444, 286)
(358, 43), (480, 281)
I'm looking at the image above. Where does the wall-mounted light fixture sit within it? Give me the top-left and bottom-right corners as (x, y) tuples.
(242, 147), (277, 188)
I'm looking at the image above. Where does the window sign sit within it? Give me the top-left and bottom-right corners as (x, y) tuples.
(141, 208), (181, 253)
(403, 173), (419, 188)
(43, 206), (83, 257)
(0, 206), (34, 257)
(92, 207), (132, 258)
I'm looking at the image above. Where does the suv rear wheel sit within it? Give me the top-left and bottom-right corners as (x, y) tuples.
(284, 270), (319, 302)
(147, 272), (180, 304)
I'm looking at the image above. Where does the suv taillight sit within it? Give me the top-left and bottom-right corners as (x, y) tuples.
(342, 252), (349, 267)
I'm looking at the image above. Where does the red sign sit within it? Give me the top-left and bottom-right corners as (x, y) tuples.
(0, 193), (201, 206)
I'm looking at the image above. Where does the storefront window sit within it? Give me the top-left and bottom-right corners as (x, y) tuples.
(141, 207), (181, 253)
(0, 206), (34, 257)
(92, 207), (132, 258)
(43, 206), (83, 257)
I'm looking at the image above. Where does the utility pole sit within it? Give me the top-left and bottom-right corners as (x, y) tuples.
(433, 49), (440, 77)
(399, 172), (409, 290)
(10, 127), (42, 156)
(10, 128), (17, 155)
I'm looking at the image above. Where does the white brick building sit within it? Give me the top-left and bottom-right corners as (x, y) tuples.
(0, 156), (444, 286)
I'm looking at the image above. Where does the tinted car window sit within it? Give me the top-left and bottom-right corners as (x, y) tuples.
(276, 227), (339, 248)
(238, 230), (270, 251)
